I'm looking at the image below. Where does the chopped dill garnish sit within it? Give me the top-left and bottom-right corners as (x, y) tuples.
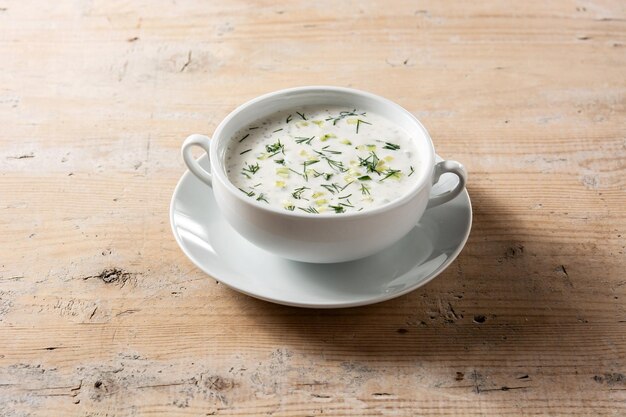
(275, 158), (285, 165)
(238, 188), (255, 197)
(288, 168), (304, 178)
(265, 139), (284, 157)
(295, 136), (314, 145)
(303, 159), (320, 169)
(329, 205), (345, 213)
(323, 173), (334, 181)
(358, 152), (381, 174)
(286, 114), (293, 123)
(358, 175), (372, 181)
(321, 183), (342, 194)
(253, 183), (262, 187)
(292, 186), (309, 200)
(321, 156), (347, 172)
(239, 149), (252, 155)
(238, 133), (250, 142)
(408, 166), (415, 176)
(338, 194), (352, 199)
(256, 193), (269, 203)
(302, 159), (320, 181)
(309, 169), (325, 178)
(382, 142), (400, 150)
(360, 183), (371, 195)
(325, 109), (366, 125)
(355, 119), (371, 134)
(272, 128), (283, 133)
(340, 181), (353, 191)
(285, 204), (295, 211)
(242, 162), (260, 175)
(299, 206), (318, 214)
(315, 145), (341, 155)
(340, 201), (354, 208)
(296, 111), (307, 120)
(249, 126), (259, 130)
(380, 168), (401, 181)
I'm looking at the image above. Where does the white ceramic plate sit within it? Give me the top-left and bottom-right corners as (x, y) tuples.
(170, 154), (472, 308)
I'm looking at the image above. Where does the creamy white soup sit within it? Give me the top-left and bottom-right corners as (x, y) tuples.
(225, 106), (420, 214)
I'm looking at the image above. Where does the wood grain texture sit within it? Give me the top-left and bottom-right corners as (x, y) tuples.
(1, 0), (625, 415)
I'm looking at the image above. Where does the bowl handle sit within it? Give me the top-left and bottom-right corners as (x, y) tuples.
(182, 134), (213, 187)
(427, 160), (467, 209)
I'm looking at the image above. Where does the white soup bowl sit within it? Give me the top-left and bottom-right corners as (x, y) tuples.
(182, 86), (467, 263)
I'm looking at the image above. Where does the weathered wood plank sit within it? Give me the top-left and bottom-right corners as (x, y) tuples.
(1, 0), (625, 415)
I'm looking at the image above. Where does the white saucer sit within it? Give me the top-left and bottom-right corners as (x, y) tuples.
(170, 154), (472, 308)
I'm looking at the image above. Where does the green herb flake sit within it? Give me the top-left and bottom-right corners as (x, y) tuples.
(239, 149), (252, 155)
(382, 142), (400, 150)
(303, 159), (320, 169)
(296, 111), (307, 120)
(256, 193), (269, 203)
(265, 139), (284, 157)
(320, 145), (342, 155)
(299, 206), (318, 214)
(329, 205), (345, 214)
(380, 169), (402, 181)
(355, 119), (371, 134)
(292, 186), (309, 200)
(321, 183), (341, 194)
(322, 156), (347, 172)
(302, 159), (320, 181)
(358, 175), (372, 181)
(238, 188), (255, 197)
(358, 152), (381, 174)
(288, 168), (304, 178)
(295, 136), (314, 145)
(242, 162), (260, 175)
(238, 133), (250, 142)
(340, 181), (353, 191)
(408, 166), (415, 176)
(286, 114), (293, 123)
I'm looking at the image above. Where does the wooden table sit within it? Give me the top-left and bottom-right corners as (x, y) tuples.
(1, 1), (625, 415)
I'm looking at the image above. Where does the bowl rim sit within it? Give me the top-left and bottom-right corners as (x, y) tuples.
(209, 85), (436, 219)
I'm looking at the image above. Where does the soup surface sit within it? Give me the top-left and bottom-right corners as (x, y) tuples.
(225, 106), (420, 214)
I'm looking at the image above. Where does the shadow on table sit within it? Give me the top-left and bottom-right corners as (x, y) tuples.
(229, 186), (615, 391)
